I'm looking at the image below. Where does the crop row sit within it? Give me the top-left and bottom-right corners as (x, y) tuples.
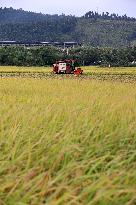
(1, 72), (136, 83)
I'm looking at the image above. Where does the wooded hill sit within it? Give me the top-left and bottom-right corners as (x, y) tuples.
(0, 7), (136, 47)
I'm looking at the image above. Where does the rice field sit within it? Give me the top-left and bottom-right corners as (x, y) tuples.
(1, 66), (136, 74)
(1, 66), (136, 83)
(0, 67), (136, 205)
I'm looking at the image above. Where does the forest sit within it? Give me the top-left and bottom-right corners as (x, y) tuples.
(0, 46), (136, 67)
(0, 7), (136, 67)
(0, 7), (136, 47)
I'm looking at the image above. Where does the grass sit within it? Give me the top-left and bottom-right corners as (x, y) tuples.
(0, 67), (136, 204)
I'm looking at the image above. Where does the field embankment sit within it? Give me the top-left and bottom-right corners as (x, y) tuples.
(0, 76), (136, 204)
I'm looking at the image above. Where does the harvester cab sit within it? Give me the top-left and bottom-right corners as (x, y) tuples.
(53, 59), (83, 75)
(58, 62), (67, 73)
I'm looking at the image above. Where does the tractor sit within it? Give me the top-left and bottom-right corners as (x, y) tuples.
(53, 59), (83, 75)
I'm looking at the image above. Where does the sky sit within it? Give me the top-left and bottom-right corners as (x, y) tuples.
(1, 0), (136, 17)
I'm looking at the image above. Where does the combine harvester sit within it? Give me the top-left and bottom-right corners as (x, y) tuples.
(53, 59), (83, 76)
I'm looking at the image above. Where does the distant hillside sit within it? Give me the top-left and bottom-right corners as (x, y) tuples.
(0, 7), (55, 24)
(0, 7), (136, 47)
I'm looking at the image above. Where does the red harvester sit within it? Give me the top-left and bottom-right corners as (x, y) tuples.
(53, 59), (83, 75)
